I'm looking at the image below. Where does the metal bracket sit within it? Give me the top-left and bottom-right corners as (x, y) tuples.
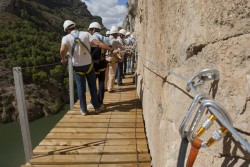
(186, 69), (220, 92)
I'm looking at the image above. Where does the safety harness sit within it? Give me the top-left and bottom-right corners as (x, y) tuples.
(91, 33), (107, 74)
(70, 31), (93, 76)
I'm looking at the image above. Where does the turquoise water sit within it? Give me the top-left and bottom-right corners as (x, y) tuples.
(0, 105), (69, 167)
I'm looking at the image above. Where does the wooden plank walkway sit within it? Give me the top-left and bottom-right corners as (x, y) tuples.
(21, 75), (151, 167)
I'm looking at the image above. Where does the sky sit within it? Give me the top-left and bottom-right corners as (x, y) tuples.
(81, 0), (128, 29)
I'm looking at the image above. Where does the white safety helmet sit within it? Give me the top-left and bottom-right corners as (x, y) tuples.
(110, 26), (118, 34)
(88, 22), (101, 30)
(106, 31), (110, 35)
(126, 32), (131, 36)
(119, 29), (127, 36)
(63, 20), (76, 32)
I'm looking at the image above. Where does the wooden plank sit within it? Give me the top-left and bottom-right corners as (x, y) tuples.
(138, 154), (151, 162)
(45, 133), (107, 139)
(38, 139), (147, 146)
(101, 154), (151, 163)
(59, 118), (143, 123)
(60, 118), (111, 123)
(55, 122), (109, 128)
(109, 123), (144, 128)
(107, 128), (144, 133)
(137, 145), (149, 153)
(33, 145), (104, 155)
(51, 128), (108, 133)
(109, 112), (139, 115)
(103, 145), (148, 154)
(33, 145), (149, 155)
(38, 139), (108, 146)
(106, 133), (147, 139)
(45, 132), (146, 140)
(101, 154), (137, 163)
(63, 115), (111, 119)
(110, 118), (143, 123)
(110, 115), (136, 119)
(30, 155), (101, 165)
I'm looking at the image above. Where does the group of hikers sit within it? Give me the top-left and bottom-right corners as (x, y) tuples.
(60, 20), (136, 116)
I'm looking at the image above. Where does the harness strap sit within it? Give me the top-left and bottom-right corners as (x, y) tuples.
(107, 61), (116, 65)
(186, 138), (202, 167)
(92, 34), (106, 60)
(71, 31), (91, 57)
(99, 68), (106, 72)
(75, 63), (93, 76)
(95, 67), (107, 75)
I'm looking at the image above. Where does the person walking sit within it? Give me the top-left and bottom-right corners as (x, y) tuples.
(60, 20), (119, 115)
(87, 22), (109, 109)
(125, 32), (135, 74)
(105, 26), (124, 92)
(117, 29), (128, 85)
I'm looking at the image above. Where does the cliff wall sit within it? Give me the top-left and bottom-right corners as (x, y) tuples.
(125, 0), (250, 166)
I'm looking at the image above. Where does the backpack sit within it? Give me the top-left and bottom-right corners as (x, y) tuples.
(91, 34), (105, 60)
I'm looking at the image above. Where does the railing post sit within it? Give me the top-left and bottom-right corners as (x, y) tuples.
(13, 67), (32, 164)
(68, 57), (74, 110)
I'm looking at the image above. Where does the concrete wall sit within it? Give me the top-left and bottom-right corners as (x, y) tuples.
(128, 0), (250, 166)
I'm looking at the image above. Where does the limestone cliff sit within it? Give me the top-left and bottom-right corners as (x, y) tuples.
(125, 0), (250, 166)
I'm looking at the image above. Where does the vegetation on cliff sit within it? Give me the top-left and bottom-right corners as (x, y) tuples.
(0, 0), (103, 123)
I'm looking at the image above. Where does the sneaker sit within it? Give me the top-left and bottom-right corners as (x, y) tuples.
(95, 105), (105, 114)
(81, 112), (87, 116)
(87, 103), (94, 109)
(81, 111), (88, 116)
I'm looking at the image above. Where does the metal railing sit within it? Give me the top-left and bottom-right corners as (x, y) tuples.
(13, 59), (75, 164)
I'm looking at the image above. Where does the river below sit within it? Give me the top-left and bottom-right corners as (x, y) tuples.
(0, 105), (69, 167)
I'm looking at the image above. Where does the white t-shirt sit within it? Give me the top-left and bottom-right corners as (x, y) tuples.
(61, 30), (94, 66)
(92, 32), (109, 46)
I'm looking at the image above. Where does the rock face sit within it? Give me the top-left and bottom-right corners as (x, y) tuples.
(0, 0), (19, 12)
(125, 0), (250, 166)
(123, 0), (137, 32)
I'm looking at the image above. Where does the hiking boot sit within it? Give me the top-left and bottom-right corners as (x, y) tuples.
(87, 103), (94, 109)
(118, 82), (124, 86)
(100, 104), (106, 109)
(95, 105), (105, 114)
